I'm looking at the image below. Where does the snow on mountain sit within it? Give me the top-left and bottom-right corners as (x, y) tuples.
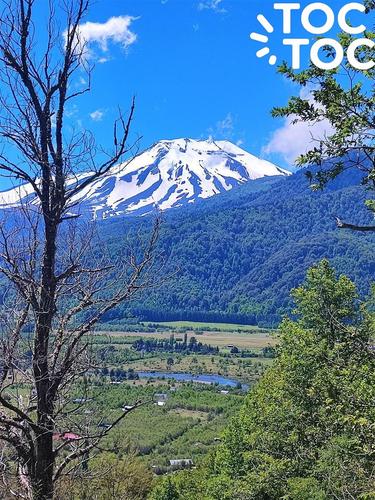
(0, 138), (290, 218)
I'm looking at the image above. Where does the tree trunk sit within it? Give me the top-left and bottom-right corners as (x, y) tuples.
(31, 216), (57, 500)
(32, 431), (54, 500)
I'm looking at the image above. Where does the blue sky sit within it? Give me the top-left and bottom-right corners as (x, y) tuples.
(72, 0), (368, 169)
(1, 0), (371, 189)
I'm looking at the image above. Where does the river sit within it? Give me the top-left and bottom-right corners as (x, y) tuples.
(137, 371), (249, 390)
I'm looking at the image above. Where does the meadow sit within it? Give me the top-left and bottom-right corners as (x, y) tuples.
(96, 325), (277, 350)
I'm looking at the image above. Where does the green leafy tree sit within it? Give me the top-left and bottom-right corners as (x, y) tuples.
(167, 357), (175, 370)
(286, 477), (326, 500)
(150, 477), (180, 500)
(197, 260), (375, 499)
(56, 453), (153, 500)
(272, 3), (375, 231)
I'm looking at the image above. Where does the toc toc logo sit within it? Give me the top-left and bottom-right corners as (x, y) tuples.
(250, 2), (374, 70)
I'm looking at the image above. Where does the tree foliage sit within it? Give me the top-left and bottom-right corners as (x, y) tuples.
(156, 261), (375, 499)
(272, 8), (374, 231)
(56, 453), (153, 500)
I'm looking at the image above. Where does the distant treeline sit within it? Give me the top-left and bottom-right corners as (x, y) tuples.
(131, 308), (262, 327)
(233, 346), (276, 358)
(97, 367), (139, 381)
(132, 335), (219, 355)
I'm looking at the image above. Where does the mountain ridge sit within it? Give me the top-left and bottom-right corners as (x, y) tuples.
(0, 138), (289, 218)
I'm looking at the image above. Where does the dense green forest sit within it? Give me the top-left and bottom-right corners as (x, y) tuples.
(151, 261), (375, 499)
(99, 167), (374, 327)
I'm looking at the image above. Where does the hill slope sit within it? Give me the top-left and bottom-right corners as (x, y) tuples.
(99, 168), (374, 327)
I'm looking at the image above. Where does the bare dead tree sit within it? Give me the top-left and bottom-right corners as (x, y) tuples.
(0, 1), (163, 498)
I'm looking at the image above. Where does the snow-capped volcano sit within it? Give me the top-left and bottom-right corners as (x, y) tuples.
(0, 138), (289, 218)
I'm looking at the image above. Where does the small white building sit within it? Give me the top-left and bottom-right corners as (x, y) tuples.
(154, 393), (168, 406)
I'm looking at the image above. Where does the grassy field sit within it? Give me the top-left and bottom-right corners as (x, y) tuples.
(145, 321), (266, 332)
(106, 330), (277, 349)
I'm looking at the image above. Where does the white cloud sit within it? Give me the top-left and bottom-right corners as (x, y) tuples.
(216, 113), (234, 137)
(97, 56), (110, 64)
(207, 112), (234, 139)
(263, 90), (334, 165)
(198, 0), (226, 13)
(90, 109), (105, 121)
(65, 16), (138, 62)
(206, 112), (245, 145)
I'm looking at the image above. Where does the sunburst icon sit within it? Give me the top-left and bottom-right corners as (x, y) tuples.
(250, 14), (277, 66)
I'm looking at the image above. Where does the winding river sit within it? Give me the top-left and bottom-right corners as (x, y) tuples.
(137, 371), (249, 390)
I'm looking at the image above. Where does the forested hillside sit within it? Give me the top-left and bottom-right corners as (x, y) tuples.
(99, 167), (375, 327)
